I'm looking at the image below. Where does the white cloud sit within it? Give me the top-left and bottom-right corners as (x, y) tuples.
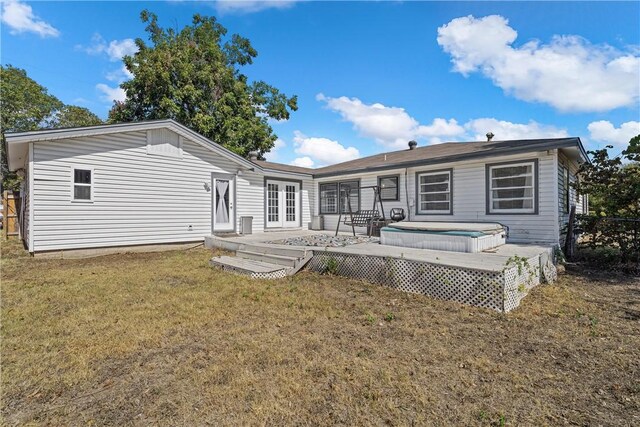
(437, 15), (640, 112)
(96, 84), (126, 103)
(465, 118), (569, 141)
(290, 156), (314, 168)
(264, 138), (285, 161)
(1, 0), (59, 37)
(105, 65), (134, 83)
(318, 93), (571, 147)
(317, 93), (465, 148)
(587, 121), (640, 147)
(78, 33), (138, 61)
(214, 0), (298, 14)
(106, 39), (137, 61)
(293, 131), (359, 166)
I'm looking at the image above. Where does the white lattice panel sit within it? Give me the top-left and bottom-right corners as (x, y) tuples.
(216, 264), (289, 280)
(503, 255), (547, 312)
(307, 253), (507, 311)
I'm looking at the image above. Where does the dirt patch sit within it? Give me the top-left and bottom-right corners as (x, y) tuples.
(1, 238), (639, 425)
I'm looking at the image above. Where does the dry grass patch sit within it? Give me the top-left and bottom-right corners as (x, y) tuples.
(1, 238), (639, 425)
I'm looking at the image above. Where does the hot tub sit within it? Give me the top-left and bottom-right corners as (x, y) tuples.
(380, 222), (507, 253)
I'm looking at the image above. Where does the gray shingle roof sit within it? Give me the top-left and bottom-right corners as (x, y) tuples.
(254, 137), (585, 178)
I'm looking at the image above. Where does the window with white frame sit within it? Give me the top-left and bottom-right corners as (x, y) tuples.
(417, 170), (451, 214)
(488, 161), (536, 214)
(72, 168), (92, 201)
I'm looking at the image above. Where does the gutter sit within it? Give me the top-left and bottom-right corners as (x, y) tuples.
(312, 139), (585, 179)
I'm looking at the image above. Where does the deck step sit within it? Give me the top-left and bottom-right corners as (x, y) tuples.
(210, 256), (290, 279)
(236, 250), (299, 267)
(241, 243), (307, 259)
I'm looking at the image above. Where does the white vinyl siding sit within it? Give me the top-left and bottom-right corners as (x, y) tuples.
(317, 150), (560, 244)
(30, 129), (308, 252)
(146, 128), (182, 158)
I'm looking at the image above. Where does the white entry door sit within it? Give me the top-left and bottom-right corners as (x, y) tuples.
(266, 180), (300, 229)
(213, 177), (235, 232)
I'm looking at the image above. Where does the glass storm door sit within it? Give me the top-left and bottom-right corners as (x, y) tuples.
(266, 180), (299, 228)
(213, 177), (234, 232)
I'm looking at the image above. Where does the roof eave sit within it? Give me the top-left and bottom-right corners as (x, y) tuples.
(313, 138), (584, 178)
(4, 119), (259, 172)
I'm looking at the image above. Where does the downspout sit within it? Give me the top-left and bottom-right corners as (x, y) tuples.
(405, 167), (411, 221)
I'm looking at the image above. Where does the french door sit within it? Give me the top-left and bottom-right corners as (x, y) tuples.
(266, 180), (300, 229)
(212, 176), (235, 232)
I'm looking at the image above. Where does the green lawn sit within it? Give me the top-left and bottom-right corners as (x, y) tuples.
(1, 238), (638, 426)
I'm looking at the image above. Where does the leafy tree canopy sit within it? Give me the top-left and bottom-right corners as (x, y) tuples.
(1, 65), (104, 190)
(52, 105), (103, 129)
(108, 10), (297, 157)
(1, 65), (63, 133)
(575, 135), (640, 218)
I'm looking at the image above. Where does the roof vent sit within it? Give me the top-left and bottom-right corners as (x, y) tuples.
(486, 132), (495, 142)
(408, 140), (417, 150)
(248, 151), (259, 161)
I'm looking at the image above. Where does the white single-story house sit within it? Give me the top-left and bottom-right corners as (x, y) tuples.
(5, 119), (588, 255)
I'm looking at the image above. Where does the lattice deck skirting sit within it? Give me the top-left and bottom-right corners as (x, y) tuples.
(306, 251), (556, 312)
(214, 263), (290, 279)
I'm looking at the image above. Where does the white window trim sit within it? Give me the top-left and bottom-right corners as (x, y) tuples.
(416, 169), (452, 215)
(488, 161), (537, 214)
(70, 166), (94, 203)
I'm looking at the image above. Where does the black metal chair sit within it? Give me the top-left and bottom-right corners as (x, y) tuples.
(390, 208), (406, 222)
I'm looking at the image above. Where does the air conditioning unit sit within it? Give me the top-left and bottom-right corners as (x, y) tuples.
(310, 215), (324, 230)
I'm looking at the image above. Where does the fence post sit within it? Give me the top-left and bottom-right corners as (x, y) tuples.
(565, 205), (576, 260)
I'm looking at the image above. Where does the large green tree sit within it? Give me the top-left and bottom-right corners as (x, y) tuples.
(575, 136), (640, 218)
(1, 65), (104, 190)
(52, 105), (103, 129)
(108, 10), (297, 157)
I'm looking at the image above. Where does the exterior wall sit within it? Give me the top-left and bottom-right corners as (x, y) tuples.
(558, 149), (587, 245)
(316, 167), (408, 234)
(30, 130), (264, 252)
(315, 150), (561, 244)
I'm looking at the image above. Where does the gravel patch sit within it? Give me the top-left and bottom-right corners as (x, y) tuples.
(266, 234), (379, 247)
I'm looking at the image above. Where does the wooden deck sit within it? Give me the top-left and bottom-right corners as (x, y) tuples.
(205, 230), (554, 273)
(205, 230), (557, 312)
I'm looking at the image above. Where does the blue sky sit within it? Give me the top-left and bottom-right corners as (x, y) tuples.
(2, 1), (639, 167)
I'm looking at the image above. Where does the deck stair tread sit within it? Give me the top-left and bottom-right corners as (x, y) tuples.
(240, 243), (307, 258)
(236, 250), (299, 267)
(210, 255), (289, 273)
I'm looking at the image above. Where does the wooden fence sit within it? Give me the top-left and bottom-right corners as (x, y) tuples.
(2, 190), (21, 239)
